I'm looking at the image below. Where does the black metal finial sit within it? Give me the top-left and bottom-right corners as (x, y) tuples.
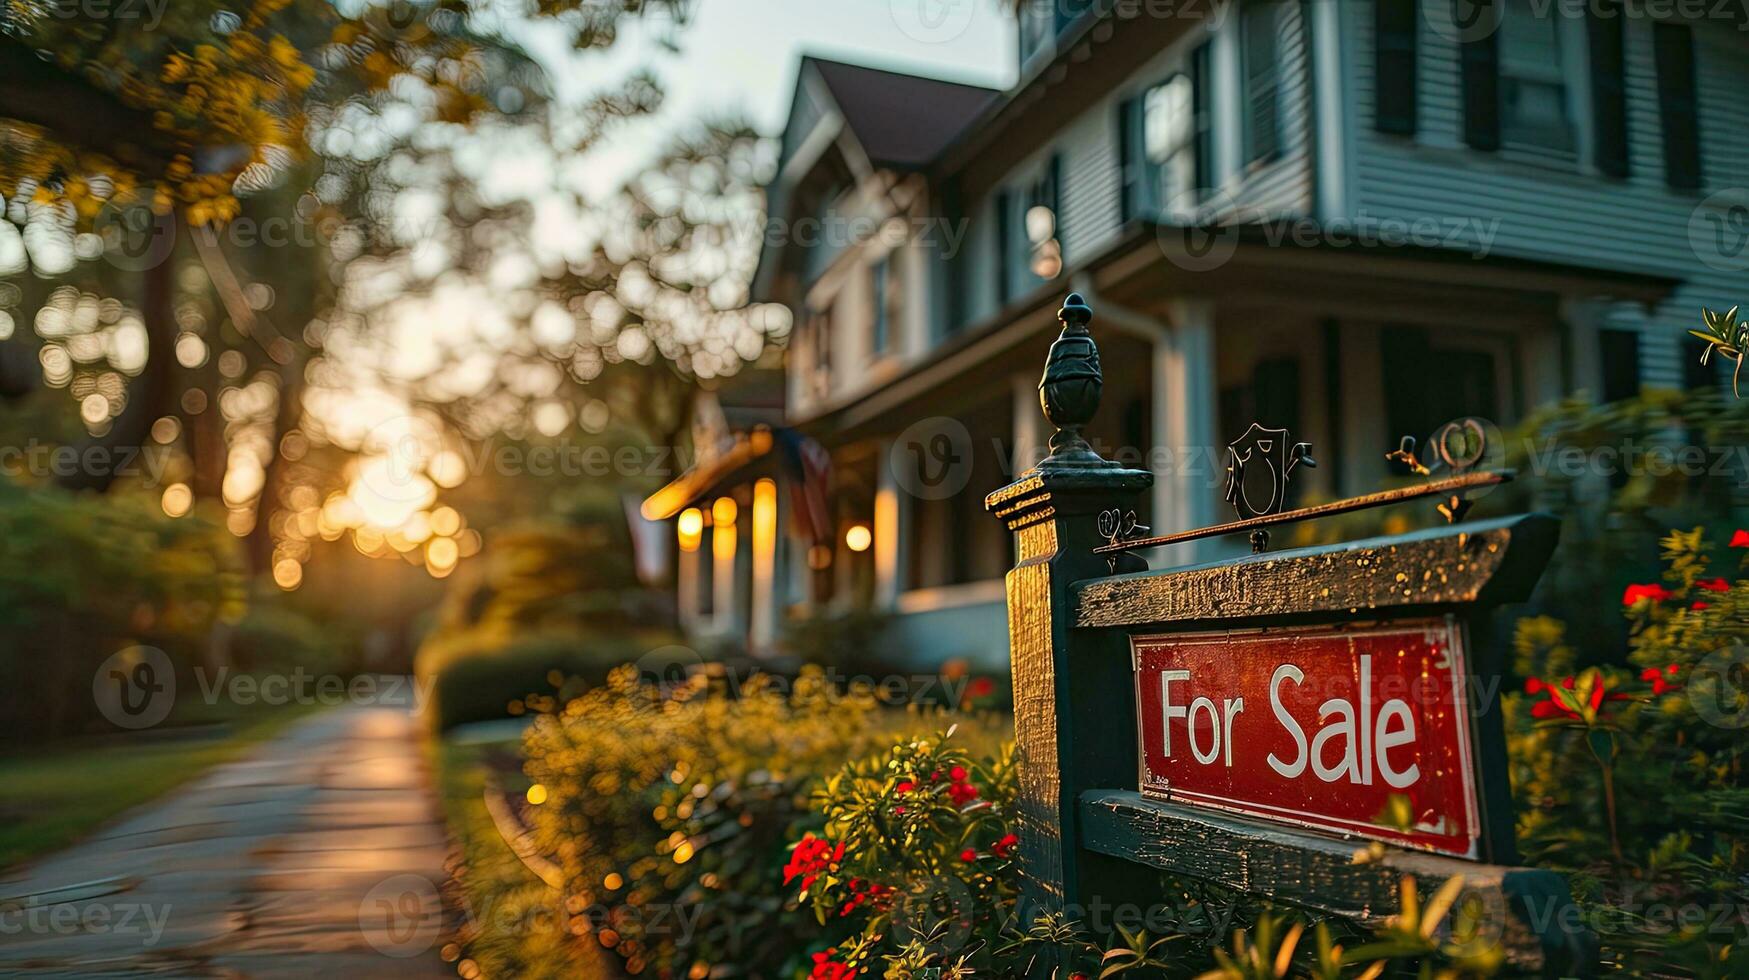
(1038, 293), (1104, 464)
(1224, 423), (1316, 552)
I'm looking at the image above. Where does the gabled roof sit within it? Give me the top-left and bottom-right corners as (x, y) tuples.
(803, 57), (1000, 171)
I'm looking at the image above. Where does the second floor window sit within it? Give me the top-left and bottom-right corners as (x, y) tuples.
(870, 259), (889, 356)
(871, 255), (901, 356)
(1024, 161), (1062, 281)
(1499, 0), (1573, 153)
(1144, 75), (1198, 215)
(1242, 0), (1285, 165)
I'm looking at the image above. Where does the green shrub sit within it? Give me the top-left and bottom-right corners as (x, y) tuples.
(417, 629), (674, 732)
(0, 481), (243, 739)
(490, 666), (975, 978)
(229, 598), (349, 676)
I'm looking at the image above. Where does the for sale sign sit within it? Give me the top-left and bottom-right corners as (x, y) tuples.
(1134, 620), (1481, 858)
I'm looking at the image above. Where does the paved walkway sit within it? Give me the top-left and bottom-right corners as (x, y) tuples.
(0, 705), (453, 977)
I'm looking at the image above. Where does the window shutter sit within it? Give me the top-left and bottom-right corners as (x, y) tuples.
(1191, 42), (1213, 195)
(1458, 0), (1500, 151)
(1653, 21), (1702, 190)
(1243, 1), (1283, 163)
(1118, 99), (1140, 222)
(1374, 0), (1418, 135)
(1586, 0), (1629, 177)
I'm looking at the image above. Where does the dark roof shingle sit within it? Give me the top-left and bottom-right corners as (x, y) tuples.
(807, 57), (1000, 170)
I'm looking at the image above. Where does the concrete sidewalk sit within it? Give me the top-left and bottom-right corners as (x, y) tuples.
(0, 705), (454, 977)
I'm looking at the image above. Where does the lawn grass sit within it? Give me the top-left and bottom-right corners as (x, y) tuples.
(432, 727), (607, 979)
(0, 702), (324, 871)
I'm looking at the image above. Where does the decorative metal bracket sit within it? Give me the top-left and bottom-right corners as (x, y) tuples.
(1092, 415), (1512, 565)
(1097, 508), (1150, 574)
(1387, 417), (1491, 523)
(1223, 423), (1316, 553)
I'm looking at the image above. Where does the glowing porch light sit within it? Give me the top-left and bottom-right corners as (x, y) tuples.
(845, 523), (872, 553)
(677, 508), (704, 552)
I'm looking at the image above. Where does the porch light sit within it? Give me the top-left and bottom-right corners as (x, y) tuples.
(677, 507), (704, 552)
(712, 497), (738, 526)
(844, 523), (872, 553)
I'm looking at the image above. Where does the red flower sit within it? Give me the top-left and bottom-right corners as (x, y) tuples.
(949, 781), (980, 806)
(949, 766), (968, 782)
(1524, 677), (1544, 694)
(1622, 583), (1674, 605)
(783, 835), (844, 894)
(1697, 577), (1730, 592)
(1641, 664), (1683, 695)
(960, 848), (977, 863)
(895, 780), (916, 794)
(1732, 530), (1749, 548)
(1693, 602), (1712, 610)
(967, 677), (995, 698)
(992, 833), (1019, 858)
(811, 949), (857, 980)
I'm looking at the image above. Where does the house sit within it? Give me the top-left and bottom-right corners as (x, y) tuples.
(643, 0), (1748, 669)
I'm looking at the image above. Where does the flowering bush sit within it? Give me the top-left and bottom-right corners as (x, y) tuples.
(498, 665), (988, 978)
(1508, 526), (1749, 974)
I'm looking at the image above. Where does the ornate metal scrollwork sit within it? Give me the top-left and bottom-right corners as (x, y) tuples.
(1387, 417), (1491, 523)
(1224, 423), (1316, 553)
(1097, 507), (1150, 574)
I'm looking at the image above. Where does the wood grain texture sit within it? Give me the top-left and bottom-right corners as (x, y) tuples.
(1074, 514), (1558, 630)
(1080, 791), (1595, 973)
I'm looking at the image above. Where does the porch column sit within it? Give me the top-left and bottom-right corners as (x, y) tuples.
(677, 534), (700, 633)
(1561, 296), (1608, 402)
(750, 478), (779, 653)
(874, 438), (907, 609)
(1156, 299), (1219, 558)
(712, 500), (739, 633)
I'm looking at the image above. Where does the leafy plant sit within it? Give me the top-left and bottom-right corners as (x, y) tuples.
(1508, 526), (1749, 973)
(1689, 307), (1747, 397)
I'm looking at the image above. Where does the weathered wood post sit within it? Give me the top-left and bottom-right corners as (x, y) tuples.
(987, 294), (1597, 975)
(983, 294), (1152, 924)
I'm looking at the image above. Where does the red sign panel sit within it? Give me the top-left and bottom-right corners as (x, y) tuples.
(1134, 621), (1480, 858)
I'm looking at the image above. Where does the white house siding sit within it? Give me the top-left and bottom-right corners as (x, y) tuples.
(1347, 0), (1749, 390)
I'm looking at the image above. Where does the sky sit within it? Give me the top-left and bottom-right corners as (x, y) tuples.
(525, 0), (1016, 195)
